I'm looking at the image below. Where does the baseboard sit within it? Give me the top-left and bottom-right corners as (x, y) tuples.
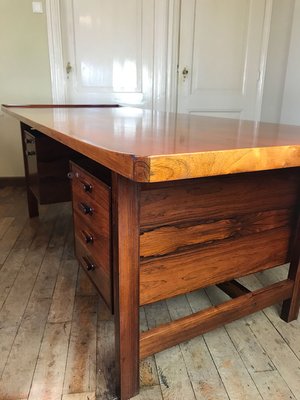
(0, 176), (26, 188)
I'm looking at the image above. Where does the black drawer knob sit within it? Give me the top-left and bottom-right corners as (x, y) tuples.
(82, 256), (95, 271)
(25, 138), (35, 144)
(79, 202), (93, 215)
(81, 181), (93, 193)
(81, 230), (94, 244)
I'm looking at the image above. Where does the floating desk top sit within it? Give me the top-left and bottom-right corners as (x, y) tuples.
(2, 104), (300, 182)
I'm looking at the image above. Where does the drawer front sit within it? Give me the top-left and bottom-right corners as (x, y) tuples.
(73, 211), (110, 274)
(21, 124), (79, 204)
(71, 162), (110, 206)
(23, 131), (38, 191)
(70, 161), (112, 310)
(75, 239), (112, 309)
(24, 131), (36, 154)
(72, 184), (110, 236)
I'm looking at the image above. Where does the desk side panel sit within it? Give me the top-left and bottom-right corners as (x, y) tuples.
(139, 168), (300, 305)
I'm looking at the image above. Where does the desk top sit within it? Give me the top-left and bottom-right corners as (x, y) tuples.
(2, 104), (300, 182)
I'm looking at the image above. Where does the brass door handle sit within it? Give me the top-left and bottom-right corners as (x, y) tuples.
(182, 67), (189, 81)
(66, 62), (72, 75)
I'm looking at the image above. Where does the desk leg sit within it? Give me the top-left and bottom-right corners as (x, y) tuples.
(281, 212), (300, 322)
(112, 174), (140, 400)
(26, 188), (39, 218)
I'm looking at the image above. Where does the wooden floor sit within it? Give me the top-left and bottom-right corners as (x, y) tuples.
(1, 186), (300, 400)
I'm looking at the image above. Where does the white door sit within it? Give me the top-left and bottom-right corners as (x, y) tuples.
(60, 0), (156, 107)
(177, 0), (272, 120)
(280, 0), (300, 125)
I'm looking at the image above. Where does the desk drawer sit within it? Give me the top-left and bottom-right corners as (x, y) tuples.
(21, 123), (80, 204)
(23, 131), (38, 191)
(70, 160), (112, 310)
(75, 239), (112, 309)
(71, 162), (111, 206)
(73, 211), (110, 274)
(72, 183), (109, 221)
(24, 131), (36, 154)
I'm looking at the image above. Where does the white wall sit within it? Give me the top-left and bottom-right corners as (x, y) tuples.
(0, 0), (52, 177)
(280, 0), (300, 125)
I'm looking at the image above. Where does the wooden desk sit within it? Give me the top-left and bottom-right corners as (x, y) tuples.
(2, 104), (300, 400)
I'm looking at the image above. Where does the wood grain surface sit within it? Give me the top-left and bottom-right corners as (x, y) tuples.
(140, 227), (291, 305)
(3, 105), (300, 182)
(140, 169), (299, 228)
(140, 279), (294, 359)
(140, 209), (292, 258)
(281, 206), (300, 322)
(112, 174), (140, 400)
(217, 280), (251, 298)
(139, 168), (299, 305)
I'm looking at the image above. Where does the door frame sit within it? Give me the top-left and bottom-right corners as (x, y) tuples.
(46, 0), (180, 111)
(46, 0), (66, 104)
(254, 0), (274, 121)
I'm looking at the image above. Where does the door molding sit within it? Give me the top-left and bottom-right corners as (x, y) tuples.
(46, 0), (66, 103)
(152, 0), (181, 112)
(46, 0), (180, 110)
(165, 0), (181, 112)
(255, 0), (273, 121)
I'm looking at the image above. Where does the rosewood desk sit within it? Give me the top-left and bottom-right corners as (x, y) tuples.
(2, 104), (300, 400)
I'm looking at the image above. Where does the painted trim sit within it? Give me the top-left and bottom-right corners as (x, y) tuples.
(280, 0), (300, 124)
(166, 0), (181, 113)
(46, 0), (67, 103)
(152, 0), (180, 112)
(0, 177), (26, 187)
(255, 0), (273, 121)
(153, 0), (168, 111)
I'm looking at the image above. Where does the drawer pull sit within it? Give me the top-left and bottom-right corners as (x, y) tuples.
(82, 256), (95, 271)
(79, 202), (93, 215)
(80, 179), (93, 193)
(26, 150), (36, 156)
(25, 138), (35, 144)
(81, 230), (94, 244)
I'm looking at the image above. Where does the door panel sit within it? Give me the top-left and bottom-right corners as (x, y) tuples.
(280, 0), (300, 125)
(178, 0), (272, 120)
(61, 0), (155, 106)
(192, 0), (249, 92)
(74, 0), (142, 91)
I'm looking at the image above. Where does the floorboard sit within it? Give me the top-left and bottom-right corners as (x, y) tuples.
(0, 186), (299, 400)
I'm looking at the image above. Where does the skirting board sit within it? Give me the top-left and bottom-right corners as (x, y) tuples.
(0, 176), (26, 188)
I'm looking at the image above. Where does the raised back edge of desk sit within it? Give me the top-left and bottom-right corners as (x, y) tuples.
(2, 105), (300, 183)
